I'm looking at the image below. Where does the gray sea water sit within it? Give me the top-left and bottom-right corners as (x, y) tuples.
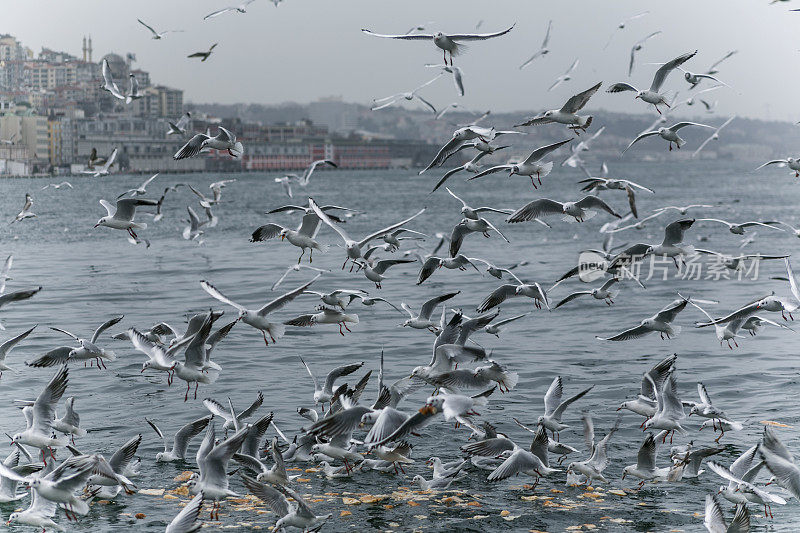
(1, 160), (799, 532)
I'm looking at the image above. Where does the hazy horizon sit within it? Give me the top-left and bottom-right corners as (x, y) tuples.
(8, 1), (800, 121)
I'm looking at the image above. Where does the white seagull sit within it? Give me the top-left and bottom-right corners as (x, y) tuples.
(137, 19), (184, 39)
(515, 82), (602, 135)
(623, 122), (713, 154)
(94, 197), (158, 240)
(607, 50), (697, 114)
(468, 139), (572, 188)
(548, 59), (579, 91)
(174, 127), (243, 160)
(204, 0), (257, 19)
(81, 147), (117, 177)
(519, 20), (552, 69)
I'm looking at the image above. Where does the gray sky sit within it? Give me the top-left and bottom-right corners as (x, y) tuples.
(8, 1), (798, 119)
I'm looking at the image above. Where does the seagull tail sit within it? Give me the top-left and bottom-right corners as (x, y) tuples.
(314, 242), (330, 254)
(230, 141), (244, 158)
(502, 371), (519, 391)
(580, 115), (593, 129)
(667, 324), (682, 337)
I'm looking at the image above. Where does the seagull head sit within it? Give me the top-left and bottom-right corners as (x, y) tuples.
(279, 229), (288, 241)
(509, 165), (520, 176)
(543, 110), (554, 117)
(643, 417), (654, 430)
(621, 465), (633, 480)
(94, 216), (109, 228)
(683, 72), (693, 82)
(634, 91), (645, 100)
(433, 32), (444, 40)
(7, 513), (19, 525)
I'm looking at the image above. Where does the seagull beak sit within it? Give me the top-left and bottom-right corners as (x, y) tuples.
(615, 406), (622, 411)
(93, 223), (100, 228)
(622, 471), (627, 480)
(281, 235), (285, 241)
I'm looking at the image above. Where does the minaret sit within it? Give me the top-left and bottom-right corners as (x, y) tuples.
(82, 36), (87, 61)
(88, 36), (93, 62)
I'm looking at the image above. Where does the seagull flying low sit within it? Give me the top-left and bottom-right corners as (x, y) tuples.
(597, 296), (688, 341)
(82, 148), (117, 177)
(756, 157), (800, 177)
(174, 127), (243, 160)
(515, 82), (602, 135)
(275, 159), (338, 198)
(603, 11), (649, 49)
(622, 122), (713, 154)
(430, 148), (509, 192)
(167, 112), (191, 136)
(10, 194), (35, 224)
(686, 50), (737, 89)
(94, 198), (159, 240)
(507, 195), (621, 224)
(419, 126), (524, 174)
(519, 20), (552, 69)
(548, 59), (579, 92)
(608, 50), (697, 114)
(577, 165), (654, 218)
(361, 24), (515, 65)
(100, 59), (123, 100)
(424, 64), (465, 97)
(137, 19), (184, 39)
(468, 139), (572, 188)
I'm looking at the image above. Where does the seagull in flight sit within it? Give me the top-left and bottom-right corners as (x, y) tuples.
(81, 148), (117, 177)
(419, 126), (523, 174)
(100, 59), (124, 100)
(137, 19), (184, 39)
(361, 24), (515, 65)
(693, 116), (735, 158)
(548, 59), (579, 91)
(204, 0), (257, 20)
(10, 194), (36, 224)
(603, 11), (649, 49)
(468, 139), (573, 188)
(167, 112), (191, 136)
(519, 20), (552, 69)
(628, 31), (662, 76)
(188, 43), (218, 62)
(622, 122), (713, 154)
(515, 82), (602, 134)
(371, 76), (441, 114)
(608, 50), (697, 114)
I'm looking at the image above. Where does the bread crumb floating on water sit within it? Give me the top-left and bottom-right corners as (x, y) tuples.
(137, 488), (165, 496)
(134, 513), (146, 519)
(173, 471), (194, 482)
(340, 510), (352, 517)
(761, 420), (791, 428)
(342, 497), (361, 505)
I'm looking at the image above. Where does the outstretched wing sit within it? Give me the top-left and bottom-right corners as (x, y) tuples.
(561, 82), (602, 114)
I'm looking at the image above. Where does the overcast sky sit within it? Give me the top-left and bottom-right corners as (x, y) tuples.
(7, 1), (798, 120)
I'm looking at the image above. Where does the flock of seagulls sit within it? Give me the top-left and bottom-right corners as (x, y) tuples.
(5, 3), (800, 533)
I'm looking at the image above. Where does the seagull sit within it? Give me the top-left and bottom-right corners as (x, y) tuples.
(100, 59), (124, 99)
(145, 415), (212, 462)
(81, 147), (117, 176)
(10, 194), (35, 224)
(0, 325), (36, 377)
(652, 205), (713, 216)
(250, 208), (332, 263)
(187, 43), (218, 61)
(623, 122), (714, 154)
(127, 327), (195, 384)
(577, 166), (654, 218)
(707, 460), (786, 518)
(137, 18), (184, 39)
(477, 271), (549, 313)
(548, 59), (579, 91)
(40, 182), (73, 191)
(431, 150), (509, 192)
(94, 197), (158, 240)
(424, 63), (465, 96)
(174, 127), (243, 159)
(703, 494), (750, 533)
(468, 139), (572, 188)
(695, 218), (783, 235)
(298, 358), (364, 407)
(507, 194), (621, 223)
(515, 82), (602, 134)
(628, 31), (662, 76)
(44, 315), (123, 369)
(419, 126), (523, 174)
(695, 249), (788, 273)
(285, 306), (360, 334)
(270, 264), (328, 291)
(204, 0), (256, 19)
(554, 277), (620, 308)
(617, 354), (676, 421)
(371, 76), (441, 114)
(483, 313), (528, 337)
(276, 160), (338, 199)
(200, 275), (319, 345)
(603, 11), (649, 49)
(309, 196), (424, 269)
(536, 376), (594, 438)
(445, 187), (512, 221)
(117, 173), (159, 198)
(188, 424), (249, 519)
(687, 50), (737, 89)
(756, 157), (800, 177)
(740, 315), (794, 336)
(10, 366), (69, 460)
(241, 474), (332, 531)
(693, 116), (736, 157)
(165, 492), (204, 533)
(608, 50), (697, 114)
(361, 24), (515, 65)
(519, 20), (552, 69)
(167, 112), (192, 135)
(759, 426), (800, 501)
(644, 374), (688, 440)
(678, 66), (729, 89)
(621, 433), (670, 487)
(598, 296), (688, 341)
(124, 73), (142, 104)
(448, 217), (509, 257)
(203, 392), (263, 432)
(401, 292), (460, 331)
(566, 418), (619, 483)
(562, 127), (606, 167)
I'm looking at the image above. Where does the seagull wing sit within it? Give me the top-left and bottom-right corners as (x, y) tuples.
(357, 208), (426, 248)
(523, 139), (572, 164)
(651, 50), (697, 92)
(448, 24), (515, 41)
(361, 29), (434, 40)
(200, 281), (246, 312)
(622, 131), (659, 155)
(561, 82), (602, 114)
(506, 199), (564, 222)
(258, 275), (320, 316)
